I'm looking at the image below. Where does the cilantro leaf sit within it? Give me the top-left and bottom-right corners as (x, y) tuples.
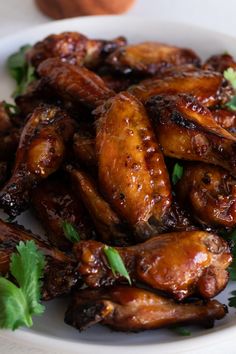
(224, 68), (236, 89)
(225, 96), (236, 111)
(62, 221), (80, 243)
(0, 240), (46, 330)
(172, 162), (184, 185)
(172, 325), (191, 336)
(3, 101), (20, 115)
(6, 45), (37, 98)
(103, 245), (131, 285)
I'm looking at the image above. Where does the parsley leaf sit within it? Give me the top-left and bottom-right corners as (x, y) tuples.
(0, 240), (46, 330)
(172, 162), (184, 185)
(62, 221), (80, 243)
(224, 68), (236, 89)
(6, 45), (36, 98)
(103, 245), (131, 285)
(3, 101), (20, 115)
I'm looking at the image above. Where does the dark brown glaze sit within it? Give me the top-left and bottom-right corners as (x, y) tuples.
(74, 231), (232, 300)
(73, 126), (97, 168)
(146, 94), (236, 176)
(0, 219), (77, 300)
(65, 286), (227, 332)
(129, 70), (233, 107)
(99, 73), (134, 93)
(31, 178), (96, 251)
(0, 105), (76, 217)
(96, 92), (172, 240)
(203, 53), (236, 72)
(68, 166), (131, 246)
(37, 58), (114, 109)
(211, 109), (236, 135)
(27, 31), (127, 69)
(176, 163), (236, 229)
(0, 161), (8, 187)
(107, 42), (200, 75)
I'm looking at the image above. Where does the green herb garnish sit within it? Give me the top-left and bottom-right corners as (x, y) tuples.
(225, 96), (236, 111)
(103, 245), (131, 285)
(3, 101), (20, 115)
(172, 326), (191, 336)
(7, 45), (36, 98)
(62, 221), (80, 243)
(224, 67), (236, 89)
(0, 240), (45, 330)
(172, 162), (184, 185)
(228, 290), (236, 308)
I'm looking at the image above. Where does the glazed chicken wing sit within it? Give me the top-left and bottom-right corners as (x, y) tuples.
(0, 105), (76, 217)
(31, 177), (96, 251)
(211, 109), (236, 135)
(65, 286), (227, 332)
(37, 58), (114, 109)
(106, 42), (200, 75)
(176, 163), (236, 229)
(27, 31), (127, 69)
(0, 219), (77, 300)
(129, 70), (233, 107)
(68, 166), (131, 246)
(203, 53), (236, 72)
(74, 230), (232, 300)
(96, 91), (172, 240)
(146, 94), (236, 176)
(73, 126), (96, 168)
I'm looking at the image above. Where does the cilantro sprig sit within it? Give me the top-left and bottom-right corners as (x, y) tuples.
(172, 325), (191, 336)
(0, 240), (46, 330)
(7, 45), (36, 98)
(224, 68), (236, 111)
(103, 245), (131, 285)
(172, 162), (184, 185)
(62, 221), (80, 243)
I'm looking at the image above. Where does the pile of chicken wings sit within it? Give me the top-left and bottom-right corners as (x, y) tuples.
(1, 31), (236, 333)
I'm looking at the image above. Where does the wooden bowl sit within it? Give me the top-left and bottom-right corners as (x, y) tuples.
(35, 0), (136, 19)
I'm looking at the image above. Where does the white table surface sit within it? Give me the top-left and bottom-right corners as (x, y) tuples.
(0, 0), (236, 353)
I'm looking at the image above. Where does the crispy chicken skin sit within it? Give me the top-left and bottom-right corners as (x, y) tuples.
(0, 219), (77, 300)
(176, 163), (236, 229)
(129, 70), (233, 107)
(31, 178), (96, 251)
(37, 58), (114, 109)
(147, 94), (236, 176)
(74, 231), (232, 300)
(106, 42), (200, 75)
(211, 109), (236, 135)
(27, 31), (127, 69)
(73, 130), (96, 168)
(65, 286), (227, 332)
(68, 166), (131, 246)
(96, 92), (172, 239)
(0, 105), (76, 217)
(203, 53), (236, 72)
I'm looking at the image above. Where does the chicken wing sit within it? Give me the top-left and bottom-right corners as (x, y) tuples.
(37, 58), (114, 109)
(0, 219), (77, 300)
(106, 42), (200, 75)
(96, 91), (172, 240)
(129, 70), (233, 107)
(203, 53), (236, 72)
(176, 163), (236, 229)
(146, 94), (236, 176)
(0, 105), (76, 217)
(211, 109), (236, 135)
(27, 31), (127, 69)
(73, 125), (96, 168)
(65, 286), (227, 332)
(68, 166), (131, 246)
(31, 177), (96, 251)
(74, 230), (232, 300)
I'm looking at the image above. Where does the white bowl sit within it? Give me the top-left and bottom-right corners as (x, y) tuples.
(0, 15), (236, 354)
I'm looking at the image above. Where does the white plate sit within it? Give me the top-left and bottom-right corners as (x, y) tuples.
(0, 15), (236, 354)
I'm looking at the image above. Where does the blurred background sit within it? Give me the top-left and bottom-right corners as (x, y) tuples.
(0, 0), (235, 38)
